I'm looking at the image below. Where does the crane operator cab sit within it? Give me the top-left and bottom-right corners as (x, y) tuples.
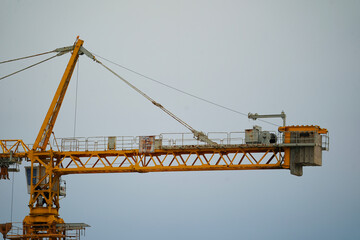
(25, 166), (66, 206)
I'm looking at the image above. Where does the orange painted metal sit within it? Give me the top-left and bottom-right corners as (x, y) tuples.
(32, 39), (84, 151)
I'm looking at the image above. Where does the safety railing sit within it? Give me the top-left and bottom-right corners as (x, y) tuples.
(278, 131), (330, 151)
(1, 130), (330, 153)
(2, 222), (87, 240)
(321, 133), (330, 151)
(160, 132), (247, 147)
(58, 136), (138, 152)
(55, 131), (281, 152)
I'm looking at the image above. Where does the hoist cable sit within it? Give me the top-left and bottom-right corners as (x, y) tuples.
(10, 171), (15, 222)
(92, 54), (279, 127)
(0, 50), (56, 64)
(0, 54), (58, 81)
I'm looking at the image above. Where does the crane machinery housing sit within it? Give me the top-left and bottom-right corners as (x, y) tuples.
(0, 38), (329, 240)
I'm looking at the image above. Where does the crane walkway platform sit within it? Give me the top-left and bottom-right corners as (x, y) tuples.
(55, 130), (329, 152)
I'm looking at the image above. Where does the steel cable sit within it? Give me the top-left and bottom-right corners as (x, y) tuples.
(90, 57), (218, 146)
(10, 171), (14, 222)
(0, 55), (58, 81)
(92, 54), (280, 127)
(0, 50), (56, 64)
(95, 60), (197, 133)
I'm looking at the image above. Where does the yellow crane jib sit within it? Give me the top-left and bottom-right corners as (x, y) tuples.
(0, 140), (29, 180)
(0, 38), (330, 240)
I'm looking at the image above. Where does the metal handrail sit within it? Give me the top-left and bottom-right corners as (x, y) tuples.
(30, 130), (329, 152)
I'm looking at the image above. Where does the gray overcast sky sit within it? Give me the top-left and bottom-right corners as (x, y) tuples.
(1, 0), (359, 239)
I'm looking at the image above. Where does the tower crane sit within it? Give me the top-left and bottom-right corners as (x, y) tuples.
(0, 38), (329, 239)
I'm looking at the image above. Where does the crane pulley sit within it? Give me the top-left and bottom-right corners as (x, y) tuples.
(0, 38), (329, 240)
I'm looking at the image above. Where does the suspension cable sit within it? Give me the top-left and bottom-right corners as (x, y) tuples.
(97, 60), (196, 132)
(77, 47), (217, 146)
(0, 46), (75, 81)
(0, 55), (58, 81)
(0, 45), (74, 65)
(0, 50), (56, 64)
(0, 45), (74, 81)
(92, 53), (280, 127)
(97, 60), (217, 145)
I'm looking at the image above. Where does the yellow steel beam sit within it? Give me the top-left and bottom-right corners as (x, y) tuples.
(0, 139), (29, 156)
(40, 146), (287, 175)
(278, 125), (328, 134)
(32, 39), (84, 151)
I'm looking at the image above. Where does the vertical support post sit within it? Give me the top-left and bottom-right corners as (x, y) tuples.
(24, 38), (85, 239)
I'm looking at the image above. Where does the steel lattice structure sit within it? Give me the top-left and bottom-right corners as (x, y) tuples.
(0, 38), (329, 240)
